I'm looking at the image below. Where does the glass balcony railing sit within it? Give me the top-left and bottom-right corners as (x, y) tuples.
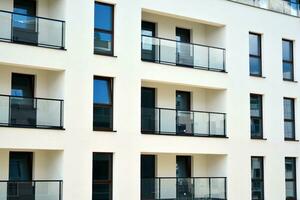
(229, 0), (300, 16)
(0, 180), (63, 200)
(141, 177), (227, 200)
(141, 107), (226, 137)
(141, 35), (226, 72)
(0, 94), (64, 129)
(0, 10), (65, 49)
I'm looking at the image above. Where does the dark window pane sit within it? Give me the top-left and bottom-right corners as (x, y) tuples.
(94, 31), (113, 55)
(251, 95), (262, 117)
(284, 99), (294, 120)
(94, 79), (111, 104)
(285, 158), (296, 199)
(93, 183), (112, 200)
(286, 181), (296, 199)
(283, 40), (293, 61)
(283, 62), (293, 80)
(250, 57), (261, 76)
(249, 34), (261, 56)
(252, 158), (263, 179)
(93, 153), (112, 200)
(93, 107), (113, 129)
(286, 159), (295, 179)
(93, 153), (112, 180)
(251, 118), (262, 137)
(94, 3), (113, 31)
(251, 157), (264, 200)
(285, 121), (295, 139)
(252, 180), (264, 200)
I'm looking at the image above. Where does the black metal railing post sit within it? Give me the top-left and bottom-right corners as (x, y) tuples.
(158, 108), (161, 134)
(208, 47), (210, 70)
(158, 178), (161, 200)
(208, 113), (211, 136)
(60, 100), (64, 128)
(59, 180), (62, 200)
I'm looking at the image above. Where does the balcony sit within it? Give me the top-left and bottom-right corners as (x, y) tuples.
(141, 177), (227, 200)
(0, 150), (63, 200)
(228, 0), (300, 16)
(141, 154), (227, 200)
(141, 35), (226, 72)
(141, 107), (226, 137)
(0, 10), (65, 49)
(0, 95), (64, 129)
(0, 180), (63, 200)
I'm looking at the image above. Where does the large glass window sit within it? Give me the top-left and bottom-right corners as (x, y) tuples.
(250, 94), (263, 139)
(251, 157), (264, 200)
(93, 76), (113, 131)
(93, 153), (113, 200)
(285, 157), (297, 200)
(249, 33), (262, 76)
(283, 40), (294, 81)
(284, 98), (295, 140)
(94, 2), (114, 55)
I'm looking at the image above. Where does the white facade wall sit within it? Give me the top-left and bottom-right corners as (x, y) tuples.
(0, 0), (299, 200)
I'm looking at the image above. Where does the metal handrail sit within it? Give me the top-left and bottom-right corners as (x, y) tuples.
(0, 94), (64, 129)
(141, 177), (227, 199)
(0, 10), (65, 49)
(227, 0), (300, 17)
(141, 107), (226, 137)
(141, 35), (226, 71)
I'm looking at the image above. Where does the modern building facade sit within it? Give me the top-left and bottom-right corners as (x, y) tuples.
(0, 0), (299, 199)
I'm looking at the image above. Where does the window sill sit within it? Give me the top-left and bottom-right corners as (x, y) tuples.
(251, 137), (267, 140)
(283, 79), (297, 83)
(284, 139), (299, 142)
(93, 128), (117, 132)
(250, 75), (266, 79)
(94, 52), (117, 58)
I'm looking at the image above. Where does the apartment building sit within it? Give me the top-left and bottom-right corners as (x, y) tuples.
(0, 0), (299, 199)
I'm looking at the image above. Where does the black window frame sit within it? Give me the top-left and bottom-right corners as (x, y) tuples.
(284, 98), (295, 141)
(249, 32), (262, 77)
(94, 2), (114, 56)
(285, 157), (297, 200)
(282, 39), (294, 81)
(250, 94), (264, 139)
(92, 152), (113, 200)
(251, 156), (264, 200)
(93, 76), (114, 131)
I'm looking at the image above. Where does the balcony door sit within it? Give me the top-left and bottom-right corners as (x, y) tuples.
(141, 155), (156, 200)
(8, 152), (34, 200)
(176, 28), (193, 67)
(10, 73), (36, 127)
(141, 87), (156, 133)
(176, 156), (192, 199)
(176, 91), (193, 135)
(13, 0), (38, 44)
(142, 21), (156, 62)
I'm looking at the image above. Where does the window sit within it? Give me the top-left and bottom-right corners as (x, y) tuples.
(93, 76), (113, 131)
(249, 33), (262, 76)
(285, 157), (297, 200)
(250, 94), (263, 139)
(284, 98), (295, 140)
(282, 40), (294, 81)
(251, 157), (264, 200)
(94, 2), (114, 55)
(93, 153), (113, 200)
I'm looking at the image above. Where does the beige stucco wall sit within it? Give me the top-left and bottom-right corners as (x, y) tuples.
(0, 0), (299, 199)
